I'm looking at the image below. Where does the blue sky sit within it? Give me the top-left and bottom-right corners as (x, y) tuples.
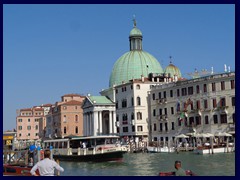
(3, 4), (235, 131)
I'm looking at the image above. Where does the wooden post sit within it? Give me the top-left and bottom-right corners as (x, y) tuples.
(211, 136), (214, 154)
(226, 137), (229, 153)
(56, 159), (60, 176)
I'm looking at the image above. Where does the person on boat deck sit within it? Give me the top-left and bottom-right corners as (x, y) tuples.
(82, 142), (86, 149)
(174, 160), (186, 176)
(30, 149), (64, 176)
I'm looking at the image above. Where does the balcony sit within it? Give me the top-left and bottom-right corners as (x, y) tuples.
(157, 98), (167, 104)
(158, 114), (168, 121)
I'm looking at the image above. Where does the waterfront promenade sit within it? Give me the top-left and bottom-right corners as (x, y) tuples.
(59, 152), (235, 176)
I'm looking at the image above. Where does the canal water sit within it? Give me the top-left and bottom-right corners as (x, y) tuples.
(59, 152), (235, 176)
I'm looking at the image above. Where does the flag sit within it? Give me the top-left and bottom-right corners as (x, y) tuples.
(179, 112), (185, 121)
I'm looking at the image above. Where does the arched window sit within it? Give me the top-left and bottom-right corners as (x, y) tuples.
(75, 127), (78, 134)
(137, 97), (141, 106)
(137, 112), (142, 120)
(75, 115), (78, 122)
(136, 84), (140, 90)
(64, 127), (66, 134)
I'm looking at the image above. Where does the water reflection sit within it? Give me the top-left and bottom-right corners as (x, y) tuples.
(59, 152), (235, 176)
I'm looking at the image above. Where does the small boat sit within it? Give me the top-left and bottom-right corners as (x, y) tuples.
(3, 164), (39, 176)
(43, 135), (127, 162)
(147, 146), (175, 153)
(159, 170), (196, 176)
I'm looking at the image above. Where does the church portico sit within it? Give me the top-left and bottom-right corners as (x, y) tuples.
(82, 95), (116, 136)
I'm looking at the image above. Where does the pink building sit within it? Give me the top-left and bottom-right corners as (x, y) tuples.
(16, 107), (44, 140)
(45, 94), (85, 139)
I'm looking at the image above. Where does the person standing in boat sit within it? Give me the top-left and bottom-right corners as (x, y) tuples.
(30, 149), (64, 176)
(174, 160), (186, 176)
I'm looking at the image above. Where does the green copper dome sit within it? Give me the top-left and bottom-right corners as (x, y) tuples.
(109, 51), (164, 87)
(164, 62), (182, 78)
(130, 27), (142, 37)
(109, 19), (164, 87)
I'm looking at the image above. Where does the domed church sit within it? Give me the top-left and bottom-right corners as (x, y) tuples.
(82, 18), (176, 141)
(109, 19), (164, 87)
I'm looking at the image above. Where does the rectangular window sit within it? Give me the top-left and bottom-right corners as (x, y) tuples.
(188, 86), (193, 95)
(159, 109), (162, 116)
(171, 122), (175, 130)
(220, 98), (226, 107)
(196, 116), (201, 125)
(177, 89), (180, 97)
(35, 125), (38, 130)
(165, 123), (168, 131)
(123, 127), (128, 132)
(230, 80), (235, 89)
(27, 126), (31, 130)
(170, 90), (173, 97)
(160, 123), (162, 131)
(196, 85), (200, 94)
(153, 109), (156, 117)
(212, 99), (217, 108)
(203, 84), (207, 93)
(132, 126), (135, 132)
(163, 91), (166, 98)
(232, 97), (235, 106)
(205, 116), (209, 124)
(28, 119), (30, 122)
(18, 119), (22, 122)
(164, 108), (167, 115)
(159, 92), (162, 99)
(189, 117), (194, 125)
(221, 81), (225, 90)
(35, 133), (38, 137)
(18, 126), (22, 130)
(213, 115), (218, 124)
(204, 100), (208, 109)
(220, 114), (227, 124)
(212, 83), (216, 92)
(196, 100), (201, 109)
(137, 126), (143, 132)
(154, 123), (156, 131)
(152, 93), (155, 100)
(181, 88), (187, 96)
(171, 107), (174, 115)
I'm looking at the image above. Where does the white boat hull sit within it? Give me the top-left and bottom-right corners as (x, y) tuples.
(147, 146), (175, 153)
(194, 146), (235, 154)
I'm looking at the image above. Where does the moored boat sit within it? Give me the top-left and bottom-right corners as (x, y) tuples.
(147, 146), (175, 153)
(3, 164), (39, 176)
(43, 135), (127, 162)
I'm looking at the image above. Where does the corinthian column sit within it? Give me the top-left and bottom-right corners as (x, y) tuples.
(109, 111), (113, 134)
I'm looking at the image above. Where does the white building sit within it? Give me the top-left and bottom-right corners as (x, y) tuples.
(149, 72), (235, 143)
(82, 19), (235, 144)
